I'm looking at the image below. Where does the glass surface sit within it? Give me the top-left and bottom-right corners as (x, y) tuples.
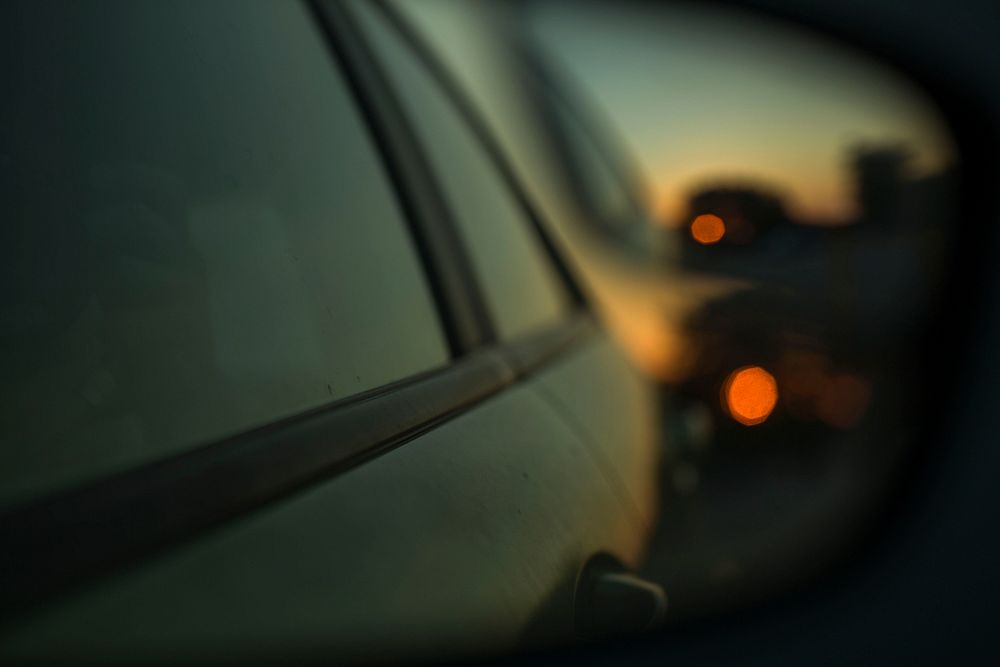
(0, 0), (448, 504)
(352, 0), (571, 341)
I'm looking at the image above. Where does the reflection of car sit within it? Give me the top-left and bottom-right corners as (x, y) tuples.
(0, 1), (664, 661)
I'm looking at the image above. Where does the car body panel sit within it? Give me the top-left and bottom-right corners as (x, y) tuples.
(0, 342), (648, 662)
(0, 2), (660, 661)
(529, 336), (661, 533)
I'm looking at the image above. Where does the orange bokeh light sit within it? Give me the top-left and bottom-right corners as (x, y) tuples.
(690, 214), (726, 244)
(723, 366), (778, 426)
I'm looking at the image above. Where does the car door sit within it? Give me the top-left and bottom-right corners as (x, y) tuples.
(0, 1), (656, 662)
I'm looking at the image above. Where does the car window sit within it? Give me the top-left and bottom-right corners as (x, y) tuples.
(0, 0), (448, 505)
(351, 0), (572, 341)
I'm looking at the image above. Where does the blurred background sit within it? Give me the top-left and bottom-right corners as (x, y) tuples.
(524, 2), (957, 615)
(521, 0), (959, 618)
(400, 0), (961, 622)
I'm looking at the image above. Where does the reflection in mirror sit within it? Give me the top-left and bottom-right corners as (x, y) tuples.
(520, 0), (959, 620)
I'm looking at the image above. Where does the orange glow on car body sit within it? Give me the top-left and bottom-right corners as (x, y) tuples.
(723, 365), (778, 426)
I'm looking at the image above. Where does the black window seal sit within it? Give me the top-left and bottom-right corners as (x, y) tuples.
(357, 0), (590, 312)
(0, 311), (596, 624)
(307, 0), (496, 356)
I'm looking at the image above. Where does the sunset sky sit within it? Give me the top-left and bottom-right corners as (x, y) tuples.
(527, 1), (956, 226)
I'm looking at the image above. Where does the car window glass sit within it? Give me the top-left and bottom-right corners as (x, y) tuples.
(352, 0), (571, 341)
(0, 0), (448, 505)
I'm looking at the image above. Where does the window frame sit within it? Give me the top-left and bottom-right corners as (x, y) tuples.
(315, 0), (497, 357)
(355, 0), (590, 318)
(0, 0), (598, 621)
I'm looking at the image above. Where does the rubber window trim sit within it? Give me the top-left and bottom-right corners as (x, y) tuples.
(355, 0), (591, 310)
(311, 0), (497, 354)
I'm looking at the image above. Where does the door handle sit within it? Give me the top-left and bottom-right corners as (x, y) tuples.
(574, 554), (667, 640)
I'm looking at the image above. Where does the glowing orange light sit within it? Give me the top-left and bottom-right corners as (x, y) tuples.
(690, 214), (726, 244)
(723, 366), (778, 426)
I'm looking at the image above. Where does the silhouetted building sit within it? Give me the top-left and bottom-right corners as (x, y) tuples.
(849, 143), (912, 230)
